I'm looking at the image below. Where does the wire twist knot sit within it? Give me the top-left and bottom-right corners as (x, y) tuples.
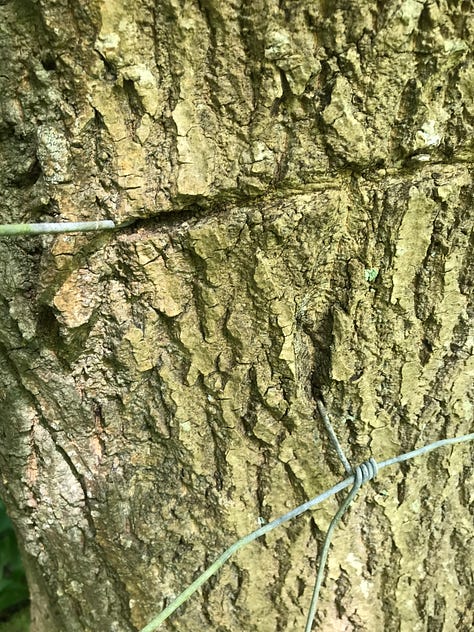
(354, 457), (378, 484)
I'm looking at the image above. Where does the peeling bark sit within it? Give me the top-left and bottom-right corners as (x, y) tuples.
(0, 1), (473, 631)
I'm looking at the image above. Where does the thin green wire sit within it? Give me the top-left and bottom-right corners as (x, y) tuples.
(304, 467), (364, 632)
(138, 477), (353, 632)
(139, 432), (474, 632)
(0, 220), (115, 236)
(316, 399), (352, 474)
(378, 433), (474, 468)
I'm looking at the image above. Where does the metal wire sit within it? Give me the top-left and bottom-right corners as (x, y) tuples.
(138, 477), (353, 632)
(316, 399), (352, 474)
(304, 458), (378, 631)
(139, 432), (474, 631)
(0, 220), (116, 236)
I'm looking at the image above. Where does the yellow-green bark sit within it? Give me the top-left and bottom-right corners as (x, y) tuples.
(0, 1), (472, 631)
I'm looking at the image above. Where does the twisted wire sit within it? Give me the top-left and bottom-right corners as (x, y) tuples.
(316, 399), (352, 474)
(138, 433), (473, 632)
(304, 458), (378, 631)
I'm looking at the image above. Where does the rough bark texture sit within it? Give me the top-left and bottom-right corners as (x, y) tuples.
(0, 1), (473, 631)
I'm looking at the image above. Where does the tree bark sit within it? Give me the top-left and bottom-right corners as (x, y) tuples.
(0, 1), (473, 631)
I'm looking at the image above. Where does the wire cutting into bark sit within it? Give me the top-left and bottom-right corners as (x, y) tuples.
(0, 220), (116, 236)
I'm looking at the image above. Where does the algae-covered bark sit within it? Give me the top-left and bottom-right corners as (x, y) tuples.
(0, 1), (472, 631)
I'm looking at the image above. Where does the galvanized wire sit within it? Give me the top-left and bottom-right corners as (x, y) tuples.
(139, 432), (474, 631)
(304, 458), (378, 632)
(138, 476), (353, 632)
(316, 399), (352, 474)
(0, 220), (115, 236)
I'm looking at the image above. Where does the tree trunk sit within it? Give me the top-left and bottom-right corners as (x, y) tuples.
(0, 1), (472, 631)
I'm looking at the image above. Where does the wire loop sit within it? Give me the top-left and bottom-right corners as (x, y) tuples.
(139, 432), (474, 632)
(356, 457), (378, 483)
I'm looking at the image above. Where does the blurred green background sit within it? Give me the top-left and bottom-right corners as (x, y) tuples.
(0, 501), (29, 631)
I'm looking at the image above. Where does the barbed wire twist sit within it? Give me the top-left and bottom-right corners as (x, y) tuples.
(305, 456), (378, 631)
(139, 430), (473, 632)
